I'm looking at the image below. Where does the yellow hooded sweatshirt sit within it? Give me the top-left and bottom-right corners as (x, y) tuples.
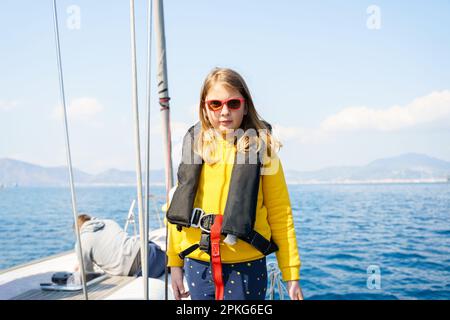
(167, 136), (301, 281)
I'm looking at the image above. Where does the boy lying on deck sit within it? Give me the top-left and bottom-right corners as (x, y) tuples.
(73, 214), (166, 278)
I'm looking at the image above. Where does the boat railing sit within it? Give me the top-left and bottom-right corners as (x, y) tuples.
(266, 262), (289, 300)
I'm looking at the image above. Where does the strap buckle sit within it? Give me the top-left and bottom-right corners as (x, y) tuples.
(211, 242), (220, 258)
(190, 208), (216, 234)
(199, 214), (215, 234)
(190, 207), (204, 228)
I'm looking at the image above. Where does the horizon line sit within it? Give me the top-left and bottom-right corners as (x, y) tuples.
(1, 151), (450, 175)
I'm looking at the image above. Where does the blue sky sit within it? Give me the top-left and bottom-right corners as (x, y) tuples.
(1, 0), (450, 173)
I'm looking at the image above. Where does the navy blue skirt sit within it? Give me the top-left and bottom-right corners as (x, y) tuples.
(184, 257), (267, 300)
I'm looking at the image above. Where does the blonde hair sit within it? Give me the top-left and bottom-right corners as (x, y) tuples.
(195, 67), (282, 165)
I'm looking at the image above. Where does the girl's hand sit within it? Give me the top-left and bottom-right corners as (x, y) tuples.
(286, 280), (304, 300)
(171, 267), (190, 300)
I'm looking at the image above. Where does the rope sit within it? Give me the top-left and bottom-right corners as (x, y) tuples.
(129, 0), (148, 300)
(51, 0), (88, 300)
(143, 0), (154, 301)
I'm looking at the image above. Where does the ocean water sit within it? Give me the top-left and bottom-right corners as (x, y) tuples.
(1, 183), (449, 300)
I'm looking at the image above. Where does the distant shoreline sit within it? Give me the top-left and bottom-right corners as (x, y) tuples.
(286, 179), (450, 185)
(3, 154), (450, 188)
(1, 180), (449, 188)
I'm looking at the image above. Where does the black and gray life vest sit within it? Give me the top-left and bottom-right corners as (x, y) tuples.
(166, 121), (278, 257)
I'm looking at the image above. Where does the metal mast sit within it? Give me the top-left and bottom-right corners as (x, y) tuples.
(154, 0), (174, 300)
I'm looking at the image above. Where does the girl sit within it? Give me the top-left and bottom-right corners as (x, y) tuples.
(166, 67), (302, 300)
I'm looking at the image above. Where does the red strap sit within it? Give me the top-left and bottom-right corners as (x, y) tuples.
(210, 215), (224, 300)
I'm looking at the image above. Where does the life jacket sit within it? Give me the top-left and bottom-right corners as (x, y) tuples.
(166, 121), (279, 258)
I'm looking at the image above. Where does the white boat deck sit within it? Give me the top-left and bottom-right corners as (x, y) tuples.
(0, 251), (188, 300)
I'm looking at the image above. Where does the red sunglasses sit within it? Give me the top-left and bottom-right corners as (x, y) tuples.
(205, 97), (245, 112)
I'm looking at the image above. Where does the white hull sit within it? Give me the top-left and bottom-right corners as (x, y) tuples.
(0, 251), (188, 300)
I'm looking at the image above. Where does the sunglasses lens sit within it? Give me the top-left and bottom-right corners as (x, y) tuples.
(208, 100), (222, 110)
(227, 99), (242, 109)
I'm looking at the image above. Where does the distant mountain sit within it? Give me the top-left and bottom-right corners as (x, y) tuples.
(1, 153), (450, 187)
(284, 153), (450, 184)
(0, 158), (91, 187)
(0, 158), (165, 187)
